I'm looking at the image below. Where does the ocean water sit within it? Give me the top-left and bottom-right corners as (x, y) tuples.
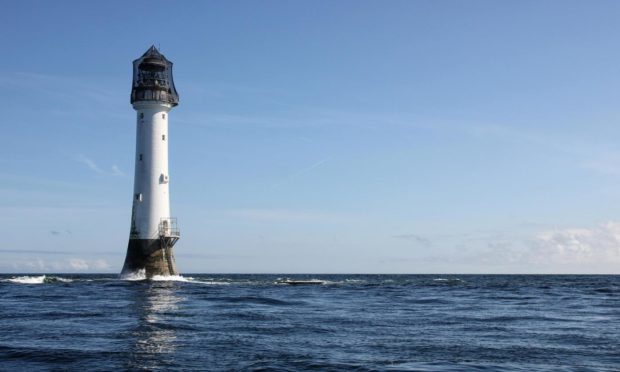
(0, 274), (618, 371)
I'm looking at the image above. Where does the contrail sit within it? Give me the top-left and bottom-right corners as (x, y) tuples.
(272, 157), (330, 188)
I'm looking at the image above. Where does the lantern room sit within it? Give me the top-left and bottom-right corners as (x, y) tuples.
(130, 46), (179, 106)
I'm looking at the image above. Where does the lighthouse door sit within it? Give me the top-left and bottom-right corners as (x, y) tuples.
(162, 219), (169, 237)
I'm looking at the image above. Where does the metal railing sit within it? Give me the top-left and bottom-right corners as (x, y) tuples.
(159, 217), (180, 238)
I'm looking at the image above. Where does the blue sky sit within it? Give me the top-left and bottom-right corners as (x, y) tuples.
(2, 0), (620, 273)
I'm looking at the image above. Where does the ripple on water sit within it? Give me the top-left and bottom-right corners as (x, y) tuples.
(0, 274), (618, 371)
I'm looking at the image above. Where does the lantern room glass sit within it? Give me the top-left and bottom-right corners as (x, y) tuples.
(130, 46), (179, 106)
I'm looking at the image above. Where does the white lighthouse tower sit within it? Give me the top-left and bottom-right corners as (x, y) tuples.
(121, 46), (180, 278)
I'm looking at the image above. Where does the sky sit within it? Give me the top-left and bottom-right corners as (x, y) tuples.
(2, 0), (620, 274)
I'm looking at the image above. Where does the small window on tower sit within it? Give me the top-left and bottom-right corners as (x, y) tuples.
(162, 134), (166, 141)
(139, 154), (143, 161)
(140, 113), (144, 119)
(135, 193), (142, 202)
(162, 113), (166, 119)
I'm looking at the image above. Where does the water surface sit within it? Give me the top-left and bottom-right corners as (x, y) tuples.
(0, 274), (618, 371)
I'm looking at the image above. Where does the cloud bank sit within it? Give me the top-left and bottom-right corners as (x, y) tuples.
(3, 258), (111, 273)
(456, 221), (620, 273)
(532, 222), (620, 267)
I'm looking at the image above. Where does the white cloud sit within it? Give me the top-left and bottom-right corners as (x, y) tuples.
(532, 222), (620, 266)
(69, 258), (89, 270)
(472, 222), (620, 272)
(92, 259), (111, 270)
(1, 258), (112, 273)
(68, 258), (110, 271)
(421, 222), (620, 273)
(23, 258), (48, 271)
(76, 154), (124, 176)
(393, 234), (432, 246)
(76, 154), (105, 174)
(110, 165), (124, 176)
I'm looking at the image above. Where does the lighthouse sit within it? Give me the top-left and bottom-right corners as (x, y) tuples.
(121, 46), (180, 278)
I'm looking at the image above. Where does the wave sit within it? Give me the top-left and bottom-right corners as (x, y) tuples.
(151, 274), (191, 282)
(345, 279), (366, 284)
(433, 278), (465, 284)
(119, 271), (230, 285)
(46, 276), (73, 283)
(6, 275), (74, 284)
(191, 280), (231, 285)
(212, 296), (301, 306)
(8, 275), (47, 284)
(275, 278), (326, 285)
(153, 275), (231, 285)
(120, 269), (146, 281)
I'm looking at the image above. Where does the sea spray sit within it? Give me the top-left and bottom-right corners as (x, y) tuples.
(8, 275), (46, 284)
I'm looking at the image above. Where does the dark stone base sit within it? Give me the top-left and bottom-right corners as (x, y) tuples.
(121, 239), (178, 278)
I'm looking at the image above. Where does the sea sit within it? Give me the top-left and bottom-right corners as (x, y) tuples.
(0, 274), (618, 371)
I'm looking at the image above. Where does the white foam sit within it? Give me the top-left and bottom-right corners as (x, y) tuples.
(120, 269), (147, 281)
(345, 279), (364, 283)
(192, 280), (231, 285)
(433, 278), (463, 282)
(151, 274), (191, 282)
(119, 271), (231, 285)
(276, 278), (327, 285)
(150, 275), (230, 285)
(8, 275), (46, 284)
